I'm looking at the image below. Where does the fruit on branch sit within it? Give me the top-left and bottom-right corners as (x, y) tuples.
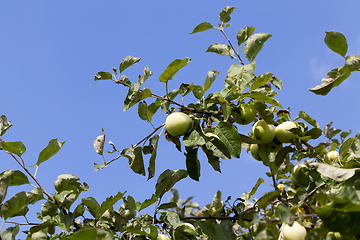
(327, 231), (342, 240)
(157, 234), (171, 240)
(232, 103), (257, 125)
(277, 183), (285, 191)
(275, 121), (298, 143)
(264, 138), (283, 152)
(290, 164), (309, 188)
(252, 119), (276, 143)
(280, 221), (307, 240)
(250, 144), (270, 162)
(165, 112), (192, 137)
(324, 150), (339, 164)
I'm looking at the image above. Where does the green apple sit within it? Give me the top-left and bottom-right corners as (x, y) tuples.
(232, 103), (256, 125)
(264, 138), (283, 152)
(250, 144), (270, 162)
(275, 121), (298, 143)
(252, 119), (276, 143)
(157, 234), (171, 240)
(290, 164), (309, 188)
(324, 150), (339, 164)
(327, 231), (341, 240)
(280, 221), (307, 240)
(165, 112), (192, 137)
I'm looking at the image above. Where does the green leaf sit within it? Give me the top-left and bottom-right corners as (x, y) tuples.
(138, 101), (149, 121)
(197, 220), (217, 240)
(237, 26), (255, 46)
(100, 191), (125, 216)
(206, 44), (234, 58)
(243, 91), (281, 107)
(0, 115), (12, 136)
(0, 225), (19, 240)
(277, 203), (294, 225)
(147, 135), (159, 180)
(185, 148), (201, 181)
(173, 223), (198, 240)
(124, 88), (152, 111)
(183, 119), (207, 148)
(294, 110), (319, 128)
(140, 194), (156, 211)
(119, 56), (141, 73)
(82, 197), (101, 219)
(214, 220), (236, 240)
(250, 72), (273, 91)
(0, 141), (26, 157)
(257, 191), (280, 209)
(204, 70), (219, 92)
(345, 55), (360, 70)
(309, 66), (352, 95)
(219, 6), (236, 23)
(159, 57), (191, 83)
(212, 122), (242, 158)
(190, 22), (214, 34)
(204, 135), (231, 160)
(63, 228), (107, 240)
(36, 138), (65, 166)
(164, 211), (181, 228)
(324, 31), (348, 57)
(147, 99), (162, 121)
(94, 71), (113, 81)
(311, 163), (356, 181)
(121, 147), (145, 176)
(0, 191), (37, 220)
(54, 174), (82, 193)
(339, 137), (354, 156)
(244, 33), (272, 62)
(225, 63), (256, 93)
(248, 178), (264, 198)
(190, 85), (204, 99)
(270, 76), (283, 90)
(155, 169), (188, 198)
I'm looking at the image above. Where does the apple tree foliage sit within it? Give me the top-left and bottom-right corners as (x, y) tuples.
(1, 6), (360, 240)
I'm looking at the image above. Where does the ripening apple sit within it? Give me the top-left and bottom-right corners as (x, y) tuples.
(157, 234), (171, 240)
(290, 164), (309, 188)
(250, 144), (270, 162)
(232, 103), (256, 125)
(252, 119), (276, 143)
(280, 221), (307, 240)
(165, 112), (192, 137)
(275, 121), (298, 143)
(324, 150), (339, 164)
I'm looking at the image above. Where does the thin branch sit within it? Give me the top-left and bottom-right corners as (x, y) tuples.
(133, 123), (165, 148)
(5, 220), (40, 226)
(270, 167), (288, 207)
(296, 183), (326, 207)
(0, 137), (56, 204)
(220, 29), (244, 65)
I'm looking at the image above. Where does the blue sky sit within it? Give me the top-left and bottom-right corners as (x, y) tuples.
(1, 0), (360, 235)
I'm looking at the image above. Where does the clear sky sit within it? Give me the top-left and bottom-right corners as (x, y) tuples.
(1, 0), (360, 236)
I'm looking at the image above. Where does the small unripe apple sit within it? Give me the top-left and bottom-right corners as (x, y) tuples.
(250, 144), (262, 161)
(324, 150), (339, 164)
(280, 221), (307, 240)
(252, 120), (276, 143)
(290, 164), (309, 188)
(327, 231), (341, 240)
(165, 112), (192, 137)
(232, 103), (256, 125)
(157, 233), (171, 240)
(277, 183), (285, 191)
(275, 121), (297, 143)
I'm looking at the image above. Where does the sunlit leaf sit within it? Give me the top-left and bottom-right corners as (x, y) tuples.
(63, 228), (107, 240)
(212, 122), (242, 158)
(311, 163), (356, 181)
(237, 26), (255, 46)
(244, 33), (272, 62)
(119, 56), (141, 73)
(249, 178), (264, 198)
(93, 129), (105, 155)
(250, 72), (273, 91)
(294, 110), (319, 128)
(257, 191), (279, 209)
(324, 31), (348, 57)
(206, 44), (234, 58)
(159, 57), (191, 83)
(37, 138), (65, 166)
(0, 141), (26, 157)
(204, 70), (219, 92)
(155, 169), (188, 198)
(94, 71), (113, 81)
(0, 115), (12, 136)
(82, 197), (101, 219)
(219, 6), (236, 23)
(173, 222), (198, 240)
(190, 22), (214, 34)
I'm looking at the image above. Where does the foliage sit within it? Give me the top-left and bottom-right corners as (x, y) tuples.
(1, 6), (360, 240)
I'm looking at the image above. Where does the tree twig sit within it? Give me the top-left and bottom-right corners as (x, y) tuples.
(220, 29), (244, 65)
